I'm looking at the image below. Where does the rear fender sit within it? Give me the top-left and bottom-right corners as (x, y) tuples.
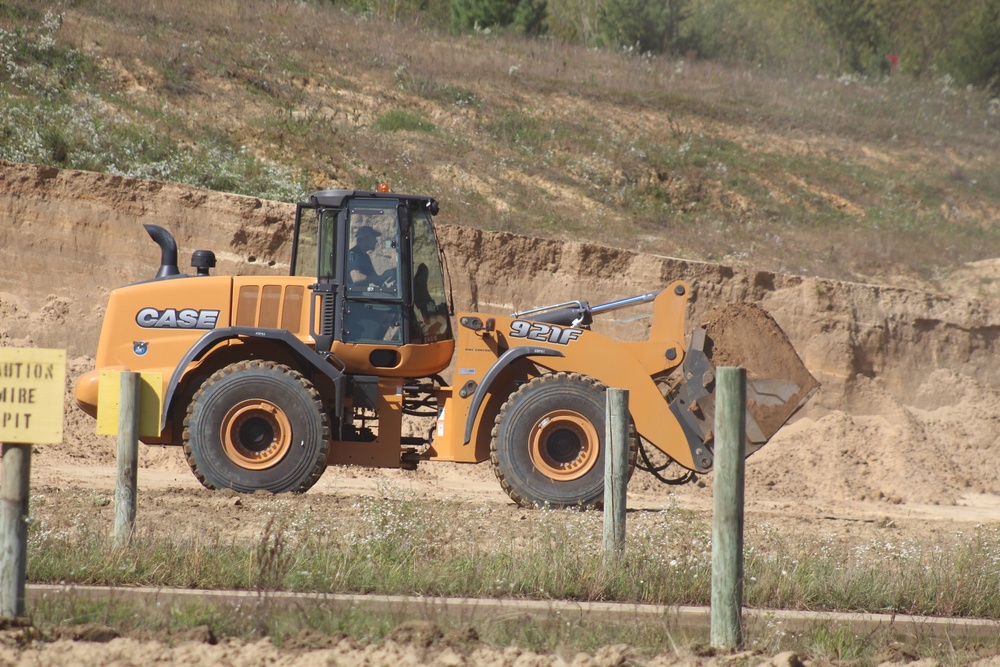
(162, 326), (345, 433)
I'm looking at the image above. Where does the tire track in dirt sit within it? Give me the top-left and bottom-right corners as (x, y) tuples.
(28, 584), (1000, 643)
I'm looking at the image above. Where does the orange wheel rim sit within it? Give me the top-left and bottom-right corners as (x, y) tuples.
(528, 410), (599, 481)
(221, 399), (292, 470)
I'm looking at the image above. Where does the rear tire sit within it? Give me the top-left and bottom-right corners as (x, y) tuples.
(490, 372), (637, 509)
(183, 360), (329, 493)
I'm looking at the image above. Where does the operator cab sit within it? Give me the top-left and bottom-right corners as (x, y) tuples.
(291, 187), (454, 376)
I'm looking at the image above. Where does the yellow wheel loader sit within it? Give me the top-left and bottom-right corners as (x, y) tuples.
(75, 186), (818, 507)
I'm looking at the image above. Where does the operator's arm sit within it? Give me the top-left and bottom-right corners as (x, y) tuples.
(348, 247), (379, 285)
(351, 266), (389, 285)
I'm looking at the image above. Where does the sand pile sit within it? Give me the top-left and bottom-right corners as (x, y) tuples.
(750, 368), (1000, 504)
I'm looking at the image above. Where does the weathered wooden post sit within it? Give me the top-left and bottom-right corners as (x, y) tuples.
(603, 388), (630, 557)
(710, 366), (746, 651)
(0, 348), (66, 619)
(98, 369), (161, 547)
(0, 444), (31, 618)
(113, 371), (140, 546)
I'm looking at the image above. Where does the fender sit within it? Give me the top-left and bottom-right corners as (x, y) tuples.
(462, 346), (564, 445)
(160, 326), (345, 432)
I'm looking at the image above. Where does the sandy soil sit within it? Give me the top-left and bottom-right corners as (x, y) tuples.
(0, 630), (817, 667)
(4, 161), (1000, 664)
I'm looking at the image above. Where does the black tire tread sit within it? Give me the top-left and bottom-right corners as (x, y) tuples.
(182, 359), (330, 493)
(489, 372), (638, 509)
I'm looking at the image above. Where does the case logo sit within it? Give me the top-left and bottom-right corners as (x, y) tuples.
(136, 308), (220, 329)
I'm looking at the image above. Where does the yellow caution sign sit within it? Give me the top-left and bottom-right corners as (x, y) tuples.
(0, 348), (67, 444)
(97, 371), (164, 437)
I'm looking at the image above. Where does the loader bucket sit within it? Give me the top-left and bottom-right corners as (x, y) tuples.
(669, 302), (819, 472)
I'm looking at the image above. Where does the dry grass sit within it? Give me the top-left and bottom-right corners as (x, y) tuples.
(24, 484), (1000, 664)
(2, 0), (999, 289)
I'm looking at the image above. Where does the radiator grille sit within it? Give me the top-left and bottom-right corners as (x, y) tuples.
(320, 293), (336, 336)
(234, 284), (306, 333)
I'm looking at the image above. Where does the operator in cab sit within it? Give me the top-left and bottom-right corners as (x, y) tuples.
(348, 225), (392, 287)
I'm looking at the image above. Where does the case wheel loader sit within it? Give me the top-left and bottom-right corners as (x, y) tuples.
(75, 186), (818, 508)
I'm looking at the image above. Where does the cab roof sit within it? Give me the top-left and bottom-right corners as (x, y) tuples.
(305, 189), (438, 214)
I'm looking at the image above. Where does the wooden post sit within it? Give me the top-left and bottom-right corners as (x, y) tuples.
(113, 371), (140, 546)
(603, 388), (629, 557)
(711, 366), (746, 651)
(0, 444), (31, 618)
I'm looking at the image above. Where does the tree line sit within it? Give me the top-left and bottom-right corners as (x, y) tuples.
(333, 0), (1000, 93)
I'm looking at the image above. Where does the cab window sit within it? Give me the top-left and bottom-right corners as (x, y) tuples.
(342, 199), (404, 345)
(293, 208), (338, 280)
(346, 200), (400, 299)
(409, 211), (452, 343)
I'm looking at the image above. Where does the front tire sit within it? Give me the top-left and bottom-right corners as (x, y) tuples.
(183, 360), (330, 493)
(490, 372), (637, 509)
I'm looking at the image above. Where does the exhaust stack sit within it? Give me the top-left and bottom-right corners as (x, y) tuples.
(143, 224), (181, 279)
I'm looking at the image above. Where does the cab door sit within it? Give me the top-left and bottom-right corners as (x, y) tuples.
(341, 199), (407, 355)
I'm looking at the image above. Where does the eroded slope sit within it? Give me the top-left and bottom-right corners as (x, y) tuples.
(3, 160), (1000, 504)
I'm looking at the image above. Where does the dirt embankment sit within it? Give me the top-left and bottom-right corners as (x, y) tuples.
(436, 224), (1000, 414)
(3, 159), (1000, 505)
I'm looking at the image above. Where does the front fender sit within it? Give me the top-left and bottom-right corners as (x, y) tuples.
(540, 349), (700, 471)
(481, 314), (698, 471)
(462, 346), (564, 444)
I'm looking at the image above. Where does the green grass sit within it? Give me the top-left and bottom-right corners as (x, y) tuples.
(396, 73), (482, 108)
(0, 7), (307, 201)
(374, 109), (437, 133)
(27, 487), (1000, 616)
(0, 91), (307, 200)
(483, 108), (549, 151)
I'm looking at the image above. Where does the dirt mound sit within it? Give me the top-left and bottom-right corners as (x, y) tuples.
(749, 368), (1000, 505)
(702, 302), (819, 442)
(0, 160), (291, 352)
(0, 630), (806, 667)
(946, 258), (1000, 301)
(3, 160), (1000, 508)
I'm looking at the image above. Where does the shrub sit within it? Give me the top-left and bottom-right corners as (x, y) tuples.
(808, 0), (883, 74)
(597, 0), (690, 54)
(449, 0), (548, 36)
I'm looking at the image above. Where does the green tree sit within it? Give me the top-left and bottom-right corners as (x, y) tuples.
(545, 0), (601, 45)
(809, 0), (882, 72)
(450, 0), (548, 35)
(871, 0), (956, 76)
(512, 0), (548, 35)
(683, 0), (824, 69)
(944, 0), (1000, 93)
(598, 0), (690, 53)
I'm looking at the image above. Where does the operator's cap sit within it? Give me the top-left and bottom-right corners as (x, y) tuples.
(356, 225), (381, 239)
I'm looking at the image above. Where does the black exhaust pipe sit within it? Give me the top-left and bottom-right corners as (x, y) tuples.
(143, 224), (181, 279)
